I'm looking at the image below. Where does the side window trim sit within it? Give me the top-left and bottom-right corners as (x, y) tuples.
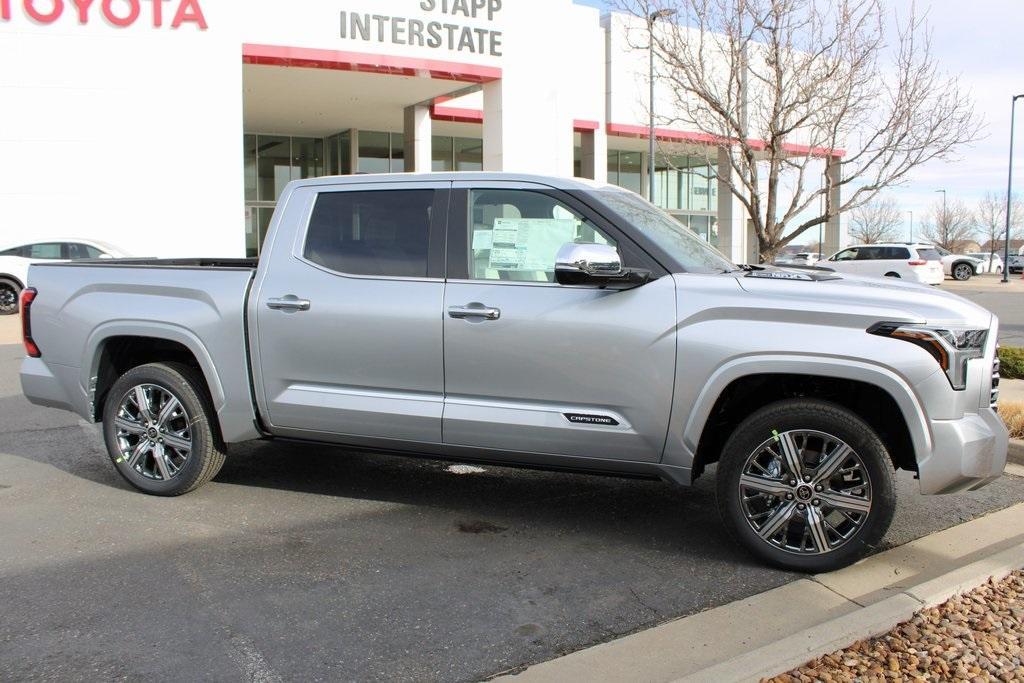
(445, 183), (667, 283)
(291, 181), (450, 281)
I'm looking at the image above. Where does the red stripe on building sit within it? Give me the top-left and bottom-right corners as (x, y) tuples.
(606, 122), (845, 158)
(242, 44), (502, 84)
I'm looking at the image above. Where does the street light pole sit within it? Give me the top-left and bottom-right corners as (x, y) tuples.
(934, 188), (946, 249)
(1002, 94), (1023, 284)
(648, 8), (676, 204)
(908, 210), (913, 242)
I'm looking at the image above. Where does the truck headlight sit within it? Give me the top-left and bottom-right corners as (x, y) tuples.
(868, 323), (987, 390)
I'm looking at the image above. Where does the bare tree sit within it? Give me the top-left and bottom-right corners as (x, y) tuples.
(919, 198), (975, 252)
(848, 196), (903, 244)
(613, 0), (982, 261)
(976, 191), (1023, 264)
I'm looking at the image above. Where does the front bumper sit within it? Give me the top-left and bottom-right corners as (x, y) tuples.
(919, 407), (1008, 494)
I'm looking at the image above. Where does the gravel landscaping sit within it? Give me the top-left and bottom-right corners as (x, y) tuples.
(767, 570), (1024, 682)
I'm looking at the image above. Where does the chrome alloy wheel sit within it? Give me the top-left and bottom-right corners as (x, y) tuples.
(0, 283), (17, 314)
(113, 383), (193, 481)
(738, 430), (872, 555)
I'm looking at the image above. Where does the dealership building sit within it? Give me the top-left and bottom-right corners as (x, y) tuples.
(1, 0), (845, 263)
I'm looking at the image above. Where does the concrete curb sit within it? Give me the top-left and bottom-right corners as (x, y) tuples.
(1007, 438), (1024, 466)
(496, 503), (1024, 683)
(682, 542), (1024, 682)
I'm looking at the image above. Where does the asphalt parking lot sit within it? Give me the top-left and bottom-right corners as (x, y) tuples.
(2, 333), (1024, 681)
(943, 274), (1024, 346)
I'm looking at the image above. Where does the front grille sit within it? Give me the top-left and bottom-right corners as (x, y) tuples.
(991, 345), (1000, 407)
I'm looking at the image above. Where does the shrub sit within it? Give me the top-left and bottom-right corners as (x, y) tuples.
(998, 346), (1024, 380)
(999, 401), (1024, 439)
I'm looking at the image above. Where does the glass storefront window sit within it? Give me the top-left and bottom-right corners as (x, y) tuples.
(325, 130), (352, 176)
(618, 151), (642, 195)
(244, 206), (276, 258)
(455, 137), (482, 171)
(244, 134), (257, 203)
(390, 133), (405, 172)
(292, 137), (323, 181)
(358, 131), (391, 174)
(432, 136), (454, 171)
(256, 135), (291, 202)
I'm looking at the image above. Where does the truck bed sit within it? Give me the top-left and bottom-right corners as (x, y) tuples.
(22, 259), (260, 442)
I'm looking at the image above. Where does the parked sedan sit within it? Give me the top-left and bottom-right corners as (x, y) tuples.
(1009, 255), (1024, 275)
(0, 239), (130, 315)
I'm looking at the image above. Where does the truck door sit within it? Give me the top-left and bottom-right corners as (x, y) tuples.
(441, 182), (677, 463)
(253, 181), (448, 444)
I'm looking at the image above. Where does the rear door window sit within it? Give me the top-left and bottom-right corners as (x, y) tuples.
(304, 189), (435, 278)
(856, 247), (882, 260)
(65, 243), (103, 259)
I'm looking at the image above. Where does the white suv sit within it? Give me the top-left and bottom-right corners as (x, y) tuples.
(823, 243), (944, 285)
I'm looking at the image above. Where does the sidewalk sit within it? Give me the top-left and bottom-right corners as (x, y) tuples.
(0, 315), (18, 345)
(497, 498), (1024, 682)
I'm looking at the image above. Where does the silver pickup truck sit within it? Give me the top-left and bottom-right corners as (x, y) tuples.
(20, 173), (1007, 572)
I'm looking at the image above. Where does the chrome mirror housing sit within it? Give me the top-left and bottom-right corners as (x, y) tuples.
(554, 243), (623, 278)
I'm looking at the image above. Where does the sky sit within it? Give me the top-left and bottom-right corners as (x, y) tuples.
(576, 0), (1024, 244)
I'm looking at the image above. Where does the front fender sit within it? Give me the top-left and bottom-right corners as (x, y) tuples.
(662, 354), (933, 473)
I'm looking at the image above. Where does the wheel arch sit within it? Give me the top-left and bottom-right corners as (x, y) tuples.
(85, 325), (226, 426)
(952, 260), (977, 274)
(679, 358), (930, 481)
(0, 273), (25, 289)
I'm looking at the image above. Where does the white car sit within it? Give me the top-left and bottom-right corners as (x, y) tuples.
(822, 243), (945, 285)
(968, 253), (1003, 274)
(934, 247), (983, 281)
(0, 239), (130, 315)
(787, 252), (820, 266)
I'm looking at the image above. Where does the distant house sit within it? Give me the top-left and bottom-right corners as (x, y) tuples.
(951, 240), (982, 254)
(979, 239), (1024, 255)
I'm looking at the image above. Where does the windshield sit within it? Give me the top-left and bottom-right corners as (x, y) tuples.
(589, 189), (736, 273)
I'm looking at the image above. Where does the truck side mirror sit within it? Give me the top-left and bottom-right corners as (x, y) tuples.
(554, 243), (648, 289)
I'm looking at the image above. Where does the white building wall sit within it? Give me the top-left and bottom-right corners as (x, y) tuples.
(0, 2), (244, 258)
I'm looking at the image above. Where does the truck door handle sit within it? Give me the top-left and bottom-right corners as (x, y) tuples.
(448, 303), (500, 320)
(267, 296), (311, 311)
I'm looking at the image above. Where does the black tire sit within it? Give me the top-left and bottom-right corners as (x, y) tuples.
(716, 399), (896, 573)
(952, 263), (974, 281)
(884, 272), (900, 278)
(0, 278), (20, 315)
(102, 362), (226, 496)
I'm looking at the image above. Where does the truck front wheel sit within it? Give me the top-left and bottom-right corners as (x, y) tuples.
(102, 362), (226, 496)
(716, 399), (896, 572)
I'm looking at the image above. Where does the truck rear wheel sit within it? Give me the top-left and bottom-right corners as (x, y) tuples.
(716, 399), (896, 573)
(102, 362), (226, 496)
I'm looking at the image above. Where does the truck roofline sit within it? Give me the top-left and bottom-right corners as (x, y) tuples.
(284, 172), (619, 193)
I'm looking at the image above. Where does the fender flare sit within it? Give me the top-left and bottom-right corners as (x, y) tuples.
(672, 354), (933, 469)
(82, 321), (227, 416)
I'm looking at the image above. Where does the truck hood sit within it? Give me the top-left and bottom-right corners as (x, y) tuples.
(733, 267), (993, 329)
